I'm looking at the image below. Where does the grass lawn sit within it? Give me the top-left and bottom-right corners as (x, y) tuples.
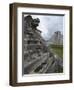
(49, 44), (63, 59)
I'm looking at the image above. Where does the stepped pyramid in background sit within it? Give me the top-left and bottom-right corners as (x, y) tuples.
(48, 31), (63, 45)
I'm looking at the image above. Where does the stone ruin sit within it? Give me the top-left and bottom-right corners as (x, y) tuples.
(23, 15), (63, 74)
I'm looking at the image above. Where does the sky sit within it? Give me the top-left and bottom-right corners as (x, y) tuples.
(24, 14), (64, 40)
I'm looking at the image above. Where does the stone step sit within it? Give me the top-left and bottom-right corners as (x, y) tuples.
(38, 57), (53, 73)
(29, 53), (49, 74)
(24, 53), (49, 74)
